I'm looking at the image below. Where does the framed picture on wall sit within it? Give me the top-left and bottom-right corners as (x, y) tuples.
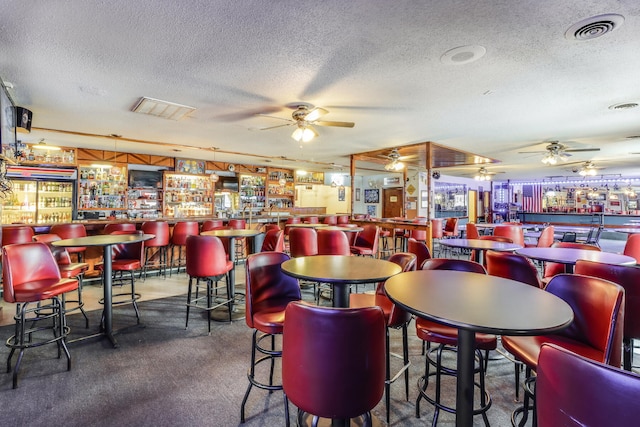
(367, 205), (376, 216)
(355, 188), (361, 201)
(364, 189), (379, 203)
(338, 186), (345, 201)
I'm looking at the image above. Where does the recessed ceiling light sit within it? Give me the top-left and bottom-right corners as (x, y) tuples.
(609, 102), (638, 110)
(440, 45), (486, 65)
(565, 14), (624, 41)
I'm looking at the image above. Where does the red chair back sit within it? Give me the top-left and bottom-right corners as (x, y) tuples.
(352, 225), (380, 255)
(33, 233), (72, 265)
(50, 223), (87, 253)
(431, 219), (444, 239)
(282, 301), (386, 420)
(546, 274), (624, 367)
(201, 219), (224, 232)
(260, 229), (284, 252)
(337, 215), (350, 225)
(104, 223), (137, 234)
(2, 242), (62, 303)
(421, 258), (487, 274)
(493, 225), (524, 247)
(304, 216), (319, 224)
(575, 260), (640, 368)
(264, 224), (281, 232)
(486, 250), (542, 288)
(109, 230), (145, 264)
(228, 219), (246, 230)
(171, 221), (200, 245)
(375, 252), (416, 327)
(186, 235), (231, 278)
(623, 234), (640, 264)
(322, 216), (338, 225)
(284, 217), (301, 236)
(466, 223), (480, 239)
(536, 343), (640, 427)
(407, 237), (431, 270)
(2, 226), (34, 246)
(536, 225), (555, 248)
(317, 229), (351, 256)
(288, 227), (318, 257)
(443, 218), (459, 237)
(141, 221), (170, 247)
(245, 252), (301, 329)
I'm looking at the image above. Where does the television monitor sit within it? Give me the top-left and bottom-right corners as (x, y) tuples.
(128, 169), (163, 188)
(0, 77), (16, 154)
(215, 176), (239, 192)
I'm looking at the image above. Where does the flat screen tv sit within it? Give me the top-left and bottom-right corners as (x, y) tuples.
(215, 176), (239, 192)
(128, 169), (162, 188)
(0, 77), (16, 153)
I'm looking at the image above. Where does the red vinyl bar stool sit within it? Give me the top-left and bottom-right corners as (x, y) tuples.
(104, 223), (137, 234)
(407, 237), (432, 270)
(241, 252), (301, 425)
(185, 235), (234, 333)
(170, 221), (199, 276)
(260, 229), (284, 252)
(337, 215), (350, 225)
(350, 224), (380, 258)
(536, 344), (640, 427)
(1, 226), (34, 279)
(623, 233), (640, 264)
(141, 221), (170, 279)
(349, 252), (417, 423)
(282, 302), (386, 427)
(228, 219), (247, 264)
(202, 219), (224, 232)
(33, 234), (90, 328)
(2, 242), (78, 388)
(50, 223), (87, 262)
(322, 215), (337, 225)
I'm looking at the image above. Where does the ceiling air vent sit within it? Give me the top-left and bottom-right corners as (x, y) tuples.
(131, 97), (196, 120)
(565, 14), (624, 41)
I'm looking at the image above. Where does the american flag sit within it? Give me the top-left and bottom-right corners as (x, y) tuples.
(522, 184), (543, 212)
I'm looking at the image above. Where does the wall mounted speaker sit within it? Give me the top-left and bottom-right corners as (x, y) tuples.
(15, 107), (32, 133)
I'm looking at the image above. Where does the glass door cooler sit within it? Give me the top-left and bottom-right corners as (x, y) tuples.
(2, 166), (76, 224)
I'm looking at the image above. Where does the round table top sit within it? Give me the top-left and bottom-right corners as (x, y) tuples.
(516, 247), (637, 266)
(384, 270), (574, 335)
(281, 255), (402, 284)
(614, 228), (640, 234)
(51, 233), (155, 247)
(201, 229), (262, 238)
(439, 238), (522, 252)
(320, 226), (363, 232)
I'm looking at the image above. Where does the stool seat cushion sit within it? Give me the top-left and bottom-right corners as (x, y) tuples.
(349, 293), (392, 320)
(59, 262), (89, 278)
(416, 318), (497, 350)
(253, 309), (286, 334)
(12, 277), (79, 302)
(501, 334), (605, 371)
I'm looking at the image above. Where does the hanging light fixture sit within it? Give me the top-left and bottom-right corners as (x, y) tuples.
(474, 167), (491, 181)
(210, 147), (220, 183)
(291, 124), (318, 143)
(578, 161), (597, 176)
(384, 149), (405, 171)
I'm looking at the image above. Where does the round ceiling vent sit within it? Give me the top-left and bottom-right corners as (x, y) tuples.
(440, 45), (486, 65)
(565, 14), (624, 41)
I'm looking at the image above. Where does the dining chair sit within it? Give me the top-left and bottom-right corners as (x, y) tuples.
(407, 237), (432, 270)
(575, 260), (640, 371)
(103, 223), (137, 234)
(169, 221), (200, 275)
(317, 229), (351, 256)
(469, 235), (513, 265)
(465, 222), (480, 239)
(2, 242), (78, 388)
(50, 223), (87, 262)
(141, 221), (170, 279)
(260, 228), (284, 252)
(485, 250), (542, 288)
(415, 258), (493, 426)
(442, 217), (459, 238)
(350, 224), (380, 258)
(349, 252), (417, 423)
(282, 301), (386, 427)
(536, 343), (640, 427)
(201, 219), (225, 232)
(228, 219), (247, 263)
(525, 225), (555, 248)
(623, 233), (640, 264)
(185, 235), (234, 332)
(493, 224), (525, 247)
(501, 273), (624, 427)
(241, 251), (301, 426)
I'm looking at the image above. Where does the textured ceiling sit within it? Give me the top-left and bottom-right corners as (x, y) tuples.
(1, 0), (640, 181)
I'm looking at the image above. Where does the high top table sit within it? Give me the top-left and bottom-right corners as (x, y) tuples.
(516, 247), (637, 273)
(201, 228), (263, 320)
(384, 270), (574, 427)
(52, 233), (155, 348)
(281, 255), (402, 307)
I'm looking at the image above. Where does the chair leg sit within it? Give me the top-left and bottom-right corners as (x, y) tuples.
(624, 337), (632, 371)
(385, 326), (391, 424)
(240, 330), (258, 423)
(185, 276), (194, 329)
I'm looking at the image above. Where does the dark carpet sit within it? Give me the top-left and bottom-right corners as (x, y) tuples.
(0, 294), (525, 426)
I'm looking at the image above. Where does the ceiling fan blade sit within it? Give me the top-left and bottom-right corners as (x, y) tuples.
(517, 150), (548, 154)
(564, 148), (601, 152)
(215, 106), (284, 122)
(259, 123), (294, 130)
(314, 120), (355, 128)
(258, 114), (294, 123)
(304, 107), (329, 122)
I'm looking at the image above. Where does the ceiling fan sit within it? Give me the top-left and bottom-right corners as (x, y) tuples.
(259, 104), (355, 143)
(380, 148), (416, 171)
(567, 161), (605, 176)
(518, 141), (600, 164)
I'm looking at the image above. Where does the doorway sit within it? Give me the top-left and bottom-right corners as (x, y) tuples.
(383, 187), (404, 218)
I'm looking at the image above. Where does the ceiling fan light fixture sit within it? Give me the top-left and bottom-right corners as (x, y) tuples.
(291, 125), (317, 143)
